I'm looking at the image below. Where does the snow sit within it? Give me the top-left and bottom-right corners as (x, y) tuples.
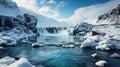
(80, 35), (103, 49)
(0, 57), (34, 67)
(32, 43), (43, 47)
(0, 56), (16, 67)
(0, 46), (4, 49)
(0, 28), (37, 46)
(7, 58), (34, 67)
(73, 23), (94, 35)
(96, 39), (120, 51)
(0, 0), (20, 16)
(110, 53), (120, 58)
(80, 24), (120, 51)
(95, 60), (108, 67)
(62, 45), (75, 48)
(91, 53), (99, 58)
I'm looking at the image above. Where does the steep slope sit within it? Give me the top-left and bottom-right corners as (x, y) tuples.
(0, 0), (20, 16)
(97, 4), (120, 24)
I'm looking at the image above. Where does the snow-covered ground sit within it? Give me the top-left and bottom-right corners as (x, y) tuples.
(0, 56), (34, 67)
(79, 24), (120, 51)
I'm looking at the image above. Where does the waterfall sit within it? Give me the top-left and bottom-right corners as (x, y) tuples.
(38, 27), (74, 35)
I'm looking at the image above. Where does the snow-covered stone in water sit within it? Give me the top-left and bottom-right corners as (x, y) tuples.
(7, 58), (34, 67)
(32, 43), (43, 48)
(80, 39), (97, 49)
(95, 60), (108, 67)
(62, 45), (75, 48)
(91, 53), (99, 58)
(110, 53), (120, 58)
(0, 46), (4, 49)
(0, 56), (16, 67)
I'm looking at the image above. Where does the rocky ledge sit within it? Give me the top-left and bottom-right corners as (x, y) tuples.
(0, 13), (38, 46)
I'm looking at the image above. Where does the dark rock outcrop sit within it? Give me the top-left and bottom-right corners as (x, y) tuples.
(73, 23), (94, 35)
(0, 13), (37, 33)
(97, 4), (120, 24)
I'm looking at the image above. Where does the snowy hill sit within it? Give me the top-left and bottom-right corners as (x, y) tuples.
(97, 4), (120, 24)
(0, 0), (20, 16)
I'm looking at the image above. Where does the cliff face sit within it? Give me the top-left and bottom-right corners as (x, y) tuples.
(97, 4), (120, 24)
(0, 13), (38, 46)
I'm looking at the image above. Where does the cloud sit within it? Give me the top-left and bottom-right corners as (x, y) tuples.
(62, 0), (120, 25)
(12, 0), (65, 20)
(48, 0), (56, 4)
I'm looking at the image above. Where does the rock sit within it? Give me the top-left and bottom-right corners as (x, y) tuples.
(62, 45), (75, 48)
(95, 60), (108, 67)
(110, 53), (120, 58)
(92, 31), (100, 36)
(91, 53), (99, 58)
(73, 23), (94, 35)
(0, 46), (4, 49)
(32, 43), (43, 48)
(15, 57), (20, 60)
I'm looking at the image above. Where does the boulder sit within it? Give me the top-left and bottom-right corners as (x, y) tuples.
(91, 53), (100, 58)
(62, 45), (75, 48)
(95, 60), (108, 67)
(32, 43), (43, 48)
(92, 31), (100, 36)
(110, 53), (120, 58)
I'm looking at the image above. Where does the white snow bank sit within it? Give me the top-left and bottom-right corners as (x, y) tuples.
(96, 39), (120, 51)
(0, 28), (37, 46)
(80, 25), (120, 50)
(0, 56), (16, 67)
(80, 35), (103, 49)
(0, 57), (34, 67)
(7, 58), (34, 67)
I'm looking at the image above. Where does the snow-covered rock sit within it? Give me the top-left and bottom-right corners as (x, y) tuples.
(80, 35), (103, 49)
(32, 43), (43, 48)
(0, 56), (16, 67)
(0, 46), (4, 49)
(110, 53), (120, 58)
(97, 4), (120, 24)
(73, 22), (94, 35)
(91, 53), (99, 58)
(7, 58), (34, 67)
(96, 39), (120, 51)
(0, 14), (38, 46)
(95, 60), (108, 67)
(62, 45), (75, 48)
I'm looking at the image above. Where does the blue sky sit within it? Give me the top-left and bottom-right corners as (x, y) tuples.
(57, 0), (111, 18)
(36, 0), (111, 18)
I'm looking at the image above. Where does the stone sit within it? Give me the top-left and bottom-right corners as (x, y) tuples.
(91, 53), (99, 58)
(95, 60), (108, 67)
(32, 43), (43, 48)
(92, 31), (100, 36)
(110, 53), (120, 58)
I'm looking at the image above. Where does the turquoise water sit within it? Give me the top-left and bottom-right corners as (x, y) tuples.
(0, 35), (120, 67)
